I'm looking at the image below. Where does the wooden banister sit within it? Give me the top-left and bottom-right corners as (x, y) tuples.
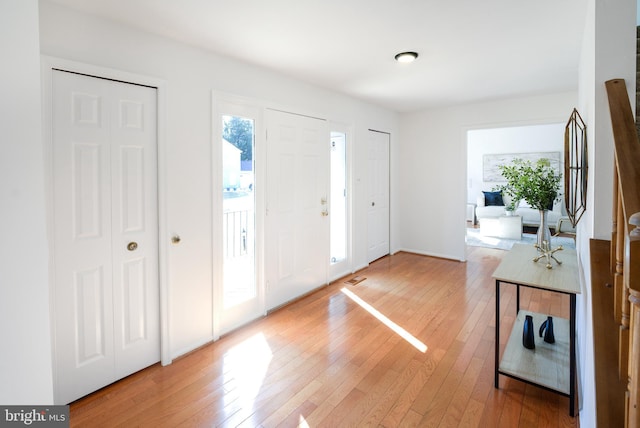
(606, 79), (640, 225)
(605, 78), (640, 428)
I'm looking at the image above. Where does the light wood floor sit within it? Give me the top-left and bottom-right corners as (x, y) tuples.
(70, 246), (579, 427)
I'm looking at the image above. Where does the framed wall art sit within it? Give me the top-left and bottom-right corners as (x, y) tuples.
(483, 151), (561, 182)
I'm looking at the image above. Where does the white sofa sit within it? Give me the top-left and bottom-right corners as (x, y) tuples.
(475, 195), (565, 230)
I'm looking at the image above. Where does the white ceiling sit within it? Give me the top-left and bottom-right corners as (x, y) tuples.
(45, 0), (587, 113)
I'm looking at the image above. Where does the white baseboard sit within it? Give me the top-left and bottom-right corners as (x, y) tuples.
(394, 247), (466, 262)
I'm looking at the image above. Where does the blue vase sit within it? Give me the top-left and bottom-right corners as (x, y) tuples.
(523, 315), (535, 349)
(539, 316), (555, 344)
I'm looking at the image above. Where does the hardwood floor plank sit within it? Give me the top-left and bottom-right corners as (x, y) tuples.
(497, 379), (526, 427)
(336, 368), (399, 426)
(439, 356), (485, 427)
(379, 349), (446, 427)
(358, 357), (422, 426)
(324, 334), (400, 408)
(470, 345), (498, 404)
(458, 398), (485, 428)
(409, 340), (465, 416)
(275, 399), (317, 428)
(419, 366), (464, 427)
(478, 387), (509, 426)
(302, 401), (336, 427)
(68, 248), (581, 427)
(518, 385), (542, 427)
(306, 361), (359, 407)
(317, 387), (367, 426)
(399, 409), (424, 427)
(256, 380), (323, 427)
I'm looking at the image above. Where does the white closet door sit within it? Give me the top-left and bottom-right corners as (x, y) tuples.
(52, 70), (159, 404)
(367, 130), (390, 263)
(265, 110), (329, 309)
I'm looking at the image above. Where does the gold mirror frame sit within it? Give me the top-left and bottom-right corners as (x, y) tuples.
(564, 108), (587, 227)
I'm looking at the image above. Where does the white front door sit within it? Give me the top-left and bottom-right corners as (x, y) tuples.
(367, 130), (390, 263)
(51, 70), (159, 404)
(265, 110), (329, 309)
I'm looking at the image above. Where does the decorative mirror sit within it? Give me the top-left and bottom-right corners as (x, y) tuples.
(564, 108), (587, 227)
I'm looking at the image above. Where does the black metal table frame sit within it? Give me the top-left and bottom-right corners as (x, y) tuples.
(494, 279), (577, 417)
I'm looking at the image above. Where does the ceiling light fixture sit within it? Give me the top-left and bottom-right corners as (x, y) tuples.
(394, 51), (418, 63)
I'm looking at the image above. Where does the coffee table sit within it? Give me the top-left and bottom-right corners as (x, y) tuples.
(480, 215), (522, 240)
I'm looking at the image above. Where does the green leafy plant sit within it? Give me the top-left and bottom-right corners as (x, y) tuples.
(495, 158), (561, 211)
(500, 187), (520, 212)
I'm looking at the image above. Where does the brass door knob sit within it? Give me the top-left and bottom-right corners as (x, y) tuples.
(127, 242), (138, 251)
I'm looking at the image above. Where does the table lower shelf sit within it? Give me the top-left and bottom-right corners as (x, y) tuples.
(499, 310), (570, 395)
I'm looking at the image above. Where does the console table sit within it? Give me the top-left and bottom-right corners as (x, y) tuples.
(492, 243), (580, 416)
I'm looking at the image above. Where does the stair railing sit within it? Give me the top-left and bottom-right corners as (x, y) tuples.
(605, 78), (640, 428)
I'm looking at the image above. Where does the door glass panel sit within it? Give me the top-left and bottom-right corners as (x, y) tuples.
(330, 132), (347, 264)
(222, 115), (255, 308)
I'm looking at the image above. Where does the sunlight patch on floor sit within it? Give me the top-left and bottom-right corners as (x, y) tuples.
(299, 415), (310, 427)
(223, 333), (272, 406)
(341, 287), (428, 353)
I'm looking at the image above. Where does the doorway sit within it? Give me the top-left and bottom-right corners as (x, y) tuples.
(50, 69), (160, 404)
(465, 123), (565, 249)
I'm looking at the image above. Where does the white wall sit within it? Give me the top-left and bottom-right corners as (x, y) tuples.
(467, 123), (565, 205)
(590, 0), (636, 240)
(574, 0), (637, 426)
(38, 1), (399, 360)
(0, 0), (54, 404)
(398, 92), (576, 261)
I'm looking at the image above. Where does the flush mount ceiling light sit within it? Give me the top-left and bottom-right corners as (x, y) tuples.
(394, 51), (418, 63)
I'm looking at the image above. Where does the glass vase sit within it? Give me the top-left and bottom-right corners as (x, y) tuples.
(537, 209), (552, 250)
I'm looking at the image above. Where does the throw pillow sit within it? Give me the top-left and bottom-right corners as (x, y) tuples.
(482, 191), (504, 206)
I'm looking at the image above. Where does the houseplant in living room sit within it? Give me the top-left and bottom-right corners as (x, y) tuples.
(496, 158), (562, 253)
(497, 186), (519, 216)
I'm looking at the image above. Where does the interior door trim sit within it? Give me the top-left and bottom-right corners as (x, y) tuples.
(41, 56), (171, 371)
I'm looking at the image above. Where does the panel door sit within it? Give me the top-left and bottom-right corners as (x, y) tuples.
(367, 130), (390, 263)
(265, 110), (329, 309)
(51, 70), (159, 404)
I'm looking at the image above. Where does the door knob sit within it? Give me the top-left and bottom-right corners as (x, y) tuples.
(171, 235), (181, 244)
(371, 202), (375, 206)
(321, 211), (329, 217)
(127, 242), (138, 251)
